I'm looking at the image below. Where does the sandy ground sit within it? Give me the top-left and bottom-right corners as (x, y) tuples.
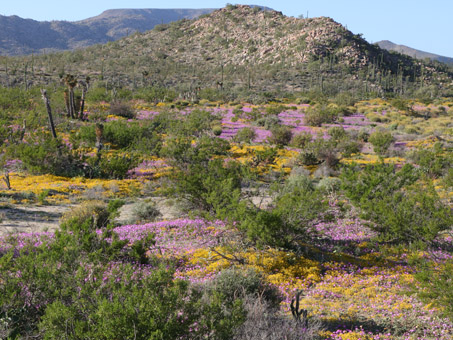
(0, 204), (70, 236)
(0, 197), (184, 237)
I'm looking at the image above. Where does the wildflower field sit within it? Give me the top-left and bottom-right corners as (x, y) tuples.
(0, 89), (452, 339)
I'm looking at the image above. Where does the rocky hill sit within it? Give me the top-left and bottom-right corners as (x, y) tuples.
(377, 40), (453, 65)
(2, 5), (451, 95)
(0, 8), (216, 55)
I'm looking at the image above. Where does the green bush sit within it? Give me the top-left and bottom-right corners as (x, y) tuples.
(234, 127), (257, 143)
(73, 120), (162, 154)
(172, 109), (218, 137)
(86, 86), (112, 102)
(341, 163), (452, 244)
(304, 104), (338, 126)
(291, 132), (312, 148)
(7, 134), (85, 177)
(212, 125), (223, 136)
(0, 211), (246, 339)
(369, 130), (394, 156)
(413, 259), (453, 321)
(241, 174), (329, 248)
(60, 200), (111, 231)
(209, 267), (281, 309)
(162, 136), (244, 216)
(256, 115), (280, 130)
(297, 149), (321, 166)
(265, 104), (286, 115)
(408, 143), (452, 178)
(268, 125), (293, 147)
(96, 153), (140, 179)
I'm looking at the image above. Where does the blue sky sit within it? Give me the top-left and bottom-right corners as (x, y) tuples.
(2, 1), (452, 57)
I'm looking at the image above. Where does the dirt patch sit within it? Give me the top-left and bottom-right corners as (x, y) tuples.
(0, 204), (72, 236)
(115, 197), (184, 225)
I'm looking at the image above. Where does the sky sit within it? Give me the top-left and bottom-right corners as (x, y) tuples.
(1, 0), (452, 57)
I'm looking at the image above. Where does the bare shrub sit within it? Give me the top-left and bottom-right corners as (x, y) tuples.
(109, 101), (135, 119)
(234, 295), (323, 340)
(132, 200), (161, 223)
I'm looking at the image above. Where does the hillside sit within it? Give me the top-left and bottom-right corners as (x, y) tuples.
(2, 5), (452, 96)
(0, 8), (216, 55)
(377, 40), (453, 65)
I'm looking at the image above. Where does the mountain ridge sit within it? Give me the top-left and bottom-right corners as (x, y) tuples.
(376, 40), (453, 64)
(2, 5), (451, 96)
(0, 8), (217, 55)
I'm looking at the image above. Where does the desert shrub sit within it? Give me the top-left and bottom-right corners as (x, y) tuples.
(252, 147), (278, 166)
(317, 177), (342, 192)
(132, 200), (161, 223)
(212, 125), (223, 136)
(341, 163), (452, 244)
(0, 209), (246, 339)
(173, 109), (218, 137)
(72, 120), (162, 154)
(82, 185), (106, 200)
(38, 264), (203, 340)
(443, 168), (453, 188)
(209, 268), (281, 309)
(268, 125), (293, 147)
(60, 200), (110, 231)
(256, 115), (280, 130)
(96, 153), (140, 179)
(86, 86), (112, 102)
(327, 126), (347, 141)
(234, 295), (322, 340)
(413, 259), (453, 321)
(241, 174), (328, 248)
(390, 98), (411, 113)
(103, 121), (145, 148)
(297, 149), (321, 166)
(291, 132), (312, 148)
(369, 130), (394, 156)
(133, 86), (176, 103)
(234, 127), (257, 143)
(357, 129), (369, 142)
(334, 92), (356, 107)
(304, 104), (338, 126)
(408, 142), (452, 178)
(162, 136), (244, 216)
(107, 198), (125, 219)
(6, 134), (85, 177)
(198, 87), (225, 102)
(265, 104), (286, 115)
(109, 101), (135, 119)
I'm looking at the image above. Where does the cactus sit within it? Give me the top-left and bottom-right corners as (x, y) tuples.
(290, 290), (308, 328)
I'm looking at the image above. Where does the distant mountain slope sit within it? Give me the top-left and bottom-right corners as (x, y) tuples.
(4, 5), (451, 94)
(0, 8), (217, 55)
(377, 40), (453, 64)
